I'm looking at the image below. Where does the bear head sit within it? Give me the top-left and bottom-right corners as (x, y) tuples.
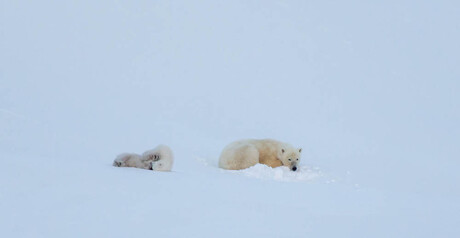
(278, 147), (302, 171)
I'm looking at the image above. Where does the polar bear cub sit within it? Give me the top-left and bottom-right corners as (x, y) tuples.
(113, 153), (145, 169)
(141, 145), (174, 171)
(113, 145), (174, 171)
(218, 139), (302, 171)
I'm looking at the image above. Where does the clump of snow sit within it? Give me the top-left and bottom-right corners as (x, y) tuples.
(234, 164), (322, 182)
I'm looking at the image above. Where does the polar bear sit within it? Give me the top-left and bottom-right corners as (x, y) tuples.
(141, 145), (174, 172)
(113, 145), (174, 171)
(218, 139), (302, 171)
(113, 153), (147, 169)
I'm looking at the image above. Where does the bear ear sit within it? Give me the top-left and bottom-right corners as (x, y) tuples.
(299, 148), (302, 153)
(281, 149), (285, 153)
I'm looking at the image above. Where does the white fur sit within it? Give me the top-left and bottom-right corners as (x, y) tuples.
(141, 145), (174, 172)
(218, 139), (302, 171)
(113, 145), (174, 171)
(113, 153), (149, 169)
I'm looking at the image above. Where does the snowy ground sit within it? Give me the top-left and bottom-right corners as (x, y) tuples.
(1, 0), (460, 237)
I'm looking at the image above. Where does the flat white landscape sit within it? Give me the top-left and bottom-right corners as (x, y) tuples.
(1, 1), (459, 237)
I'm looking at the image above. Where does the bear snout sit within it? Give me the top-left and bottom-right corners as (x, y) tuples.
(292, 166), (297, 171)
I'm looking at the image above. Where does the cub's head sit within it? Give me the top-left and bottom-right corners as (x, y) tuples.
(278, 147), (302, 171)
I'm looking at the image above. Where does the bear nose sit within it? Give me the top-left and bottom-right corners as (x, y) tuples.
(292, 166), (297, 171)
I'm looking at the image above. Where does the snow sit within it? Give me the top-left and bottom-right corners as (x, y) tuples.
(229, 164), (322, 182)
(1, 0), (460, 237)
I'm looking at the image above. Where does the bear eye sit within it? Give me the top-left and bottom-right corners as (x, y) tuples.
(288, 159), (291, 161)
(296, 158), (299, 161)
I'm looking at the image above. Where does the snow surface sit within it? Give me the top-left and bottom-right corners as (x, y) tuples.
(233, 164), (322, 182)
(1, 0), (460, 237)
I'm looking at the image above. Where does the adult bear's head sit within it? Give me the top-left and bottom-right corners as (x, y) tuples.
(279, 147), (302, 171)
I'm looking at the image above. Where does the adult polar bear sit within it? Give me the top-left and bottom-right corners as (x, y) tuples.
(218, 139), (302, 171)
